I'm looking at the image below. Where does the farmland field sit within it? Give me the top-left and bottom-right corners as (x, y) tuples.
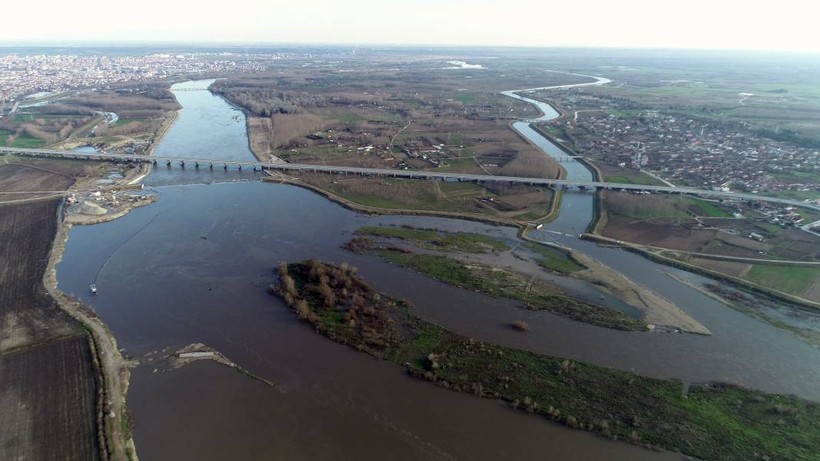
(211, 63), (571, 184)
(0, 160), (102, 460)
(746, 265), (820, 297)
(0, 335), (100, 461)
(0, 200), (77, 348)
(293, 172), (554, 220)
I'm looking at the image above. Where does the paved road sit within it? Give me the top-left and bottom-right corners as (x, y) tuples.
(2, 146), (819, 212)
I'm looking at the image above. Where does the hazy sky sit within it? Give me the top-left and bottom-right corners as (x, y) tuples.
(2, 0), (816, 52)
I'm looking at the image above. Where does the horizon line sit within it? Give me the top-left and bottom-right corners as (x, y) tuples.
(0, 41), (818, 55)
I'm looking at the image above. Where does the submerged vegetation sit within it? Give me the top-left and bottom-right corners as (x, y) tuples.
(346, 226), (641, 330)
(522, 241), (587, 275)
(345, 228), (646, 330)
(356, 225), (510, 252)
(376, 249), (644, 331)
(272, 260), (820, 461)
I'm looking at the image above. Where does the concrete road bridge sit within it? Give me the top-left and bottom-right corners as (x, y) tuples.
(2, 146), (818, 212)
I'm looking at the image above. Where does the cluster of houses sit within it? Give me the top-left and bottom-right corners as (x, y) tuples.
(397, 139), (446, 168)
(548, 104), (818, 199)
(0, 52), (274, 107)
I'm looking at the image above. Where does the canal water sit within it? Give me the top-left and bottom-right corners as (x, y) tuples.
(56, 80), (820, 460)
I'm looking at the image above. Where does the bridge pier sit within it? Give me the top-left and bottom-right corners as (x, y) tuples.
(0, 147), (818, 214)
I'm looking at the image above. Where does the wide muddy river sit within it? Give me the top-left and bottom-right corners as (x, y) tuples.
(57, 80), (819, 460)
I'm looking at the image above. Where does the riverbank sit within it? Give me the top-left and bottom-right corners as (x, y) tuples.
(507, 120), (566, 181)
(346, 229), (646, 331)
(520, 225), (712, 334)
(261, 174), (557, 228)
(349, 225), (708, 334)
(582, 233), (820, 312)
(145, 108), (180, 158)
(525, 97), (820, 316)
(568, 250), (711, 334)
(665, 271), (820, 347)
(66, 195), (157, 226)
(44, 203), (138, 461)
(274, 260), (820, 461)
(27, 86), (184, 461)
(268, 166), (709, 334)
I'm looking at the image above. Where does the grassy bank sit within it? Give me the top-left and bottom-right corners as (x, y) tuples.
(372, 247), (644, 331)
(294, 173), (555, 222)
(746, 264), (819, 296)
(522, 241), (586, 274)
(273, 260), (820, 461)
(584, 234), (820, 312)
(700, 282), (820, 347)
(356, 226), (510, 253)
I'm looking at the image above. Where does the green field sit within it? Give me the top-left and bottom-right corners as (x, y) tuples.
(12, 113), (36, 122)
(439, 180), (484, 196)
(690, 198), (733, 218)
(114, 118), (144, 126)
(746, 265), (819, 296)
(608, 193), (732, 220)
(522, 241), (586, 274)
(328, 109), (364, 123)
(584, 78), (820, 144)
(306, 175), (549, 218)
(454, 92), (479, 104)
(8, 133), (46, 148)
(606, 173), (665, 186)
(433, 157), (478, 172)
(330, 190), (421, 209)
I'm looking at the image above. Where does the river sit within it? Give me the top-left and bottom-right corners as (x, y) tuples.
(55, 79), (819, 460)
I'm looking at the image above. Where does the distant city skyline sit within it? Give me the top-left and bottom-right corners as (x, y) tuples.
(3, 0), (817, 53)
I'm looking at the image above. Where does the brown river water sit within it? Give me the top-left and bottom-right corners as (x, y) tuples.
(55, 80), (819, 460)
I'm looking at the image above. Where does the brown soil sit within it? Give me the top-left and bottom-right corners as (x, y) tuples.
(0, 163), (74, 193)
(803, 276), (820, 302)
(603, 214), (717, 250)
(688, 257), (752, 278)
(0, 190), (102, 460)
(599, 193), (820, 264)
(0, 158), (139, 461)
(225, 70), (560, 179)
(0, 335), (100, 461)
(0, 200), (77, 349)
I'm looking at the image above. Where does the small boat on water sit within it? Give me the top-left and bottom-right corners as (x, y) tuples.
(90, 284), (97, 295)
(536, 224), (544, 230)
